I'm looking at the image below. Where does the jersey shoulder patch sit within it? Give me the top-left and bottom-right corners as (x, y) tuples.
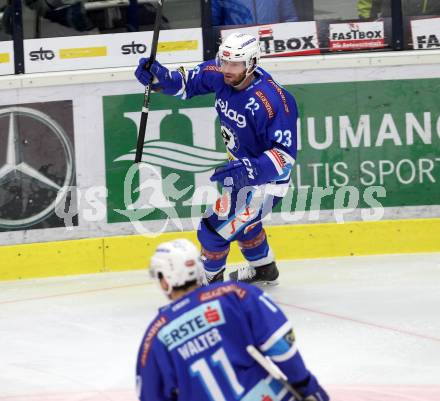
(203, 64), (222, 73)
(266, 78), (292, 114)
(254, 88), (275, 119)
(198, 282), (248, 302)
(140, 314), (168, 367)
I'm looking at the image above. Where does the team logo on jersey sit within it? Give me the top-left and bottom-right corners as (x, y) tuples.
(220, 124), (240, 153)
(157, 300), (225, 350)
(215, 98), (247, 128)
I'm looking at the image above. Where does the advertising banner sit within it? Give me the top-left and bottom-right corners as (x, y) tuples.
(103, 78), (440, 226)
(0, 101), (77, 231)
(104, 93), (225, 225)
(329, 21), (385, 51)
(221, 22), (320, 57)
(24, 28), (203, 73)
(0, 41), (14, 76)
(411, 17), (440, 49)
(1, 60), (440, 244)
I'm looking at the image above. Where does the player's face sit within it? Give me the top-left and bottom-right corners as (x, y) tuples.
(220, 60), (247, 86)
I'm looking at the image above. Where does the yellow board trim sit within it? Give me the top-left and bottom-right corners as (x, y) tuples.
(0, 238), (104, 281)
(1, 218), (439, 281)
(59, 47), (107, 59)
(158, 40), (198, 52)
(0, 53), (10, 63)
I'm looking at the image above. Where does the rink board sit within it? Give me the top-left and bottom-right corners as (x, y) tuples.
(1, 50), (440, 280)
(1, 218), (440, 280)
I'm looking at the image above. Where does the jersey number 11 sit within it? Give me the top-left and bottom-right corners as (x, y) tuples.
(190, 347), (245, 400)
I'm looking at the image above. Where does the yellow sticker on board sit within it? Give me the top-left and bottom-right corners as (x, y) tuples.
(158, 40), (198, 52)
(0, 53), (10, 63)
(60, 47), (107, 59)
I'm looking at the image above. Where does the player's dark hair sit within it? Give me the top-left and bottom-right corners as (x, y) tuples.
(172, 279), (198, 292)
(157, 272), (198, 292)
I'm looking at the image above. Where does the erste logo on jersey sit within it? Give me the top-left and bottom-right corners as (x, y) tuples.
(215, 98), (246, 128)
(157, 300), (225, 350)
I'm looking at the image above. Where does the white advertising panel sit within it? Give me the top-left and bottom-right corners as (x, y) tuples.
(0, 41), (14, 76)
(221, 21), (320, 57)
(411, 17), (440, 49)
(24, 28), (203, 73)
(329, 21), (385, 51)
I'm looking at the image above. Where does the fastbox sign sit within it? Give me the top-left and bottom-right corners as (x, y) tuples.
(329, 21), (385, 51)
(411, 17), (440, 49)
(103, 78), (440, 224)
(24, 28), (202, 73)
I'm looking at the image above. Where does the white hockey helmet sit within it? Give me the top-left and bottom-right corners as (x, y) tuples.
(149, 239), (203, 295)
(218, 32), (260, 75)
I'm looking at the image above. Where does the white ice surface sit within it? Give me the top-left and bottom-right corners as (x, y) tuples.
(1, 253), (439, 401)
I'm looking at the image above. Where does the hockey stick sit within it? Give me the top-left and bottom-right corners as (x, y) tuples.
(134, 0), (164, 164)
(246, 345), (303, 401)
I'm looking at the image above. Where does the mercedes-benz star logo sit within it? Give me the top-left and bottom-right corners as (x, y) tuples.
(0, 106), (74, 229)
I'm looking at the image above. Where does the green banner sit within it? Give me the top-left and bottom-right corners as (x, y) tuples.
(103, 78), (440, 223)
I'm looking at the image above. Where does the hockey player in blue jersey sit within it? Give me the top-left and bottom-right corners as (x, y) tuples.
(135, 32), (298, 285)
(136, 239), (329, 401)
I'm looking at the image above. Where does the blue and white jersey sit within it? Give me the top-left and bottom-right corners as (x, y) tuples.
(136, 282), (313, 401)
(176, 60), (298, 189)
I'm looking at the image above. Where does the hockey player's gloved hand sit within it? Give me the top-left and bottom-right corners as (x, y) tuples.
(211, 148), (294, 190)
(135, 57), (184, 95)
(292, 375), (329, 401)
(210, 157), (270, 190)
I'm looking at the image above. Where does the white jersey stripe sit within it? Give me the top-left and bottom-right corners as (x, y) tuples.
(260, 321), (292, 352)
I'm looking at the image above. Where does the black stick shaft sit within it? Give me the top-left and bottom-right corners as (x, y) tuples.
(134, 0), (164, 164)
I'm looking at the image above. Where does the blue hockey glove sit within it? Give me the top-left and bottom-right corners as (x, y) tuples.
(210, 147), (295, 190)
(134, 57), (183, 95)
(293, 375), (329, 401)
(135, 57), (168, 88)
(210, 157), (272, 190)
(210, 159), (251, 190)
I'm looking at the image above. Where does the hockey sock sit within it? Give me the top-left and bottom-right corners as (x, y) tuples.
(201, 246), (230, 273)
(238, 229), (274, 267)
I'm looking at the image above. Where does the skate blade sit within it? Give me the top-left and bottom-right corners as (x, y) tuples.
(255, 279), (279, 287)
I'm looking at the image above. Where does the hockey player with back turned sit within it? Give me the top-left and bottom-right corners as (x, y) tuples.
(135, 32), (298, 285)
(136, 238), (329, 401)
